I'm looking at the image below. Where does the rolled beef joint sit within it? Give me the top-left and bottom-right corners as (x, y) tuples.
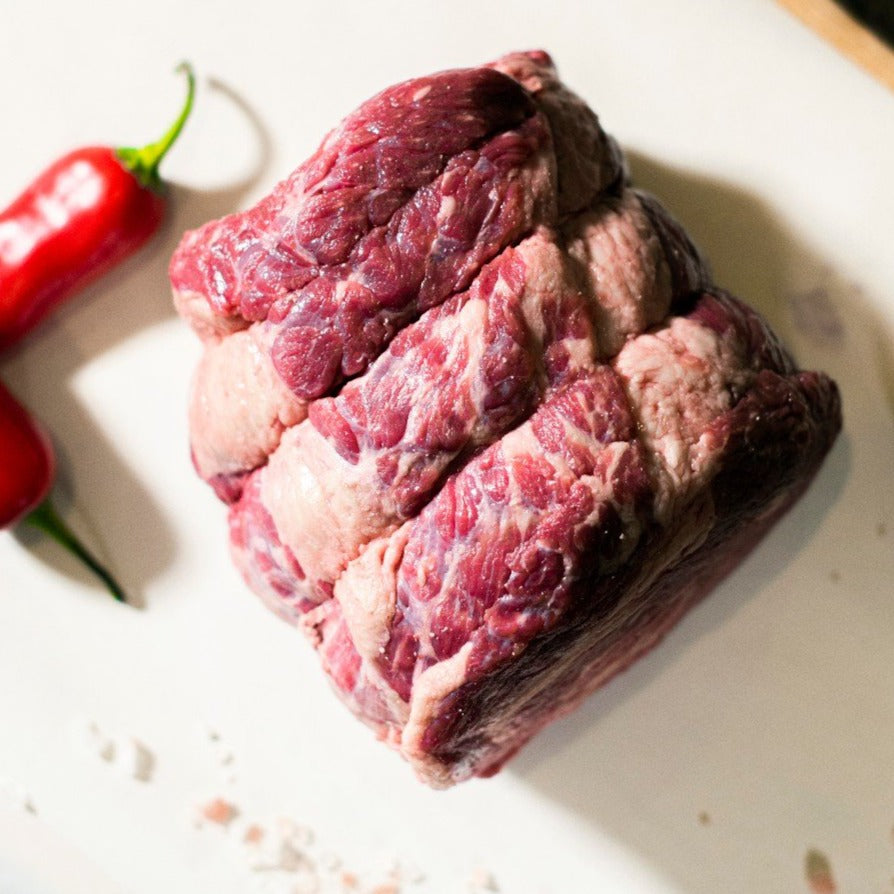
(171, 51), (842, 787)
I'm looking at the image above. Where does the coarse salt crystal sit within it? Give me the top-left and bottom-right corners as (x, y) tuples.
(273, 838), (308, 872)
(113, 736), (154, 782)
(76, 719), (115, 762)
(201, 797), (238, 825)
(244, 824), (265, 844)
(74, 720), (154, 781)
(244, 817), (316, 874)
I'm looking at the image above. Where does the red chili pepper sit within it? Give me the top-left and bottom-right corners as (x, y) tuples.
(0, 379), (125, 601)
(0, 63), (195, 349)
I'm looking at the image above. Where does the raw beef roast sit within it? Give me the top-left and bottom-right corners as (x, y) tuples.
(171, 51), (841, 787)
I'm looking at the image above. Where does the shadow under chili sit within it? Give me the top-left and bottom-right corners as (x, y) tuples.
(2, 77), (274, 606)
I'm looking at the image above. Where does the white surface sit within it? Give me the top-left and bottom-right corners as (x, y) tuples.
(1, 1), (893, 892)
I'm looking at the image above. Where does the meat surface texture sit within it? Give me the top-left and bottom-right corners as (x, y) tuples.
(171, 51), (842, 787)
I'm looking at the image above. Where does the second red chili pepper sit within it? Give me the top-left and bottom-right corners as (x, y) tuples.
(0, 63), (195, 349)
(0, 379), (124, 601)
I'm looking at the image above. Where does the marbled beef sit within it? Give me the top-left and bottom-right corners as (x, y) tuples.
(171, 51), (841, 787)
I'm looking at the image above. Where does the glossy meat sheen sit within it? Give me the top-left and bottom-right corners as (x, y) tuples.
(267, 113), (555, 399)
(171, 67), (544, 334)
(248, 189), (704, 602)
(172, 51), (842, 787)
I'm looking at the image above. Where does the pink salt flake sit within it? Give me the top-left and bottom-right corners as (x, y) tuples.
(243, 823), (265, 844)
(201, 797), (238, 825)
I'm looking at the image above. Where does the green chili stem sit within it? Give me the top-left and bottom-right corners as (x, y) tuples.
(24, 500), (126, 603)
(117, 61), (196, 191)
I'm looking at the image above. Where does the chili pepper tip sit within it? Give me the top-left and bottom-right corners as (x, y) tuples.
(24, 500), (127, 603)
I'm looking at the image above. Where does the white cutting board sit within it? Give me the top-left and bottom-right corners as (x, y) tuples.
(0, 1), (892, 892)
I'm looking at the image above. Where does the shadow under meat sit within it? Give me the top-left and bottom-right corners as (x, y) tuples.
(4, 77), (274, 606)
(507, 154), (886, 890)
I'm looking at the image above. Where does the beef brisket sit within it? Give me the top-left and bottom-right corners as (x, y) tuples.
(171, 51), (841, 787)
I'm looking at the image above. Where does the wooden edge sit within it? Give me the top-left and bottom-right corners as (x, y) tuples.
(776, 0), (894, 92)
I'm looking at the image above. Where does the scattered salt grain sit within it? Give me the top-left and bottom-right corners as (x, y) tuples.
(369, 883), (400, 894)
(376, 857), (424, 888)
(113, 736), (154, 782)
(403, 865), (426, 885)
(0, 778), (36, 814)
(289, 868), (321, 894)
(319, 852), (342, 872)
(272, 836), (308, 873)
(244, 817), (315, 873)
(280, 817), (315, 848)
(74, 720), (154, 781)
(203, 724), (237, 781)
(468, 868), (499, 892)
(77, 719), (115, 762)
(244, 824), (265, 844)
(184, 777), (429, 894)
(201, 797), (239, 826)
